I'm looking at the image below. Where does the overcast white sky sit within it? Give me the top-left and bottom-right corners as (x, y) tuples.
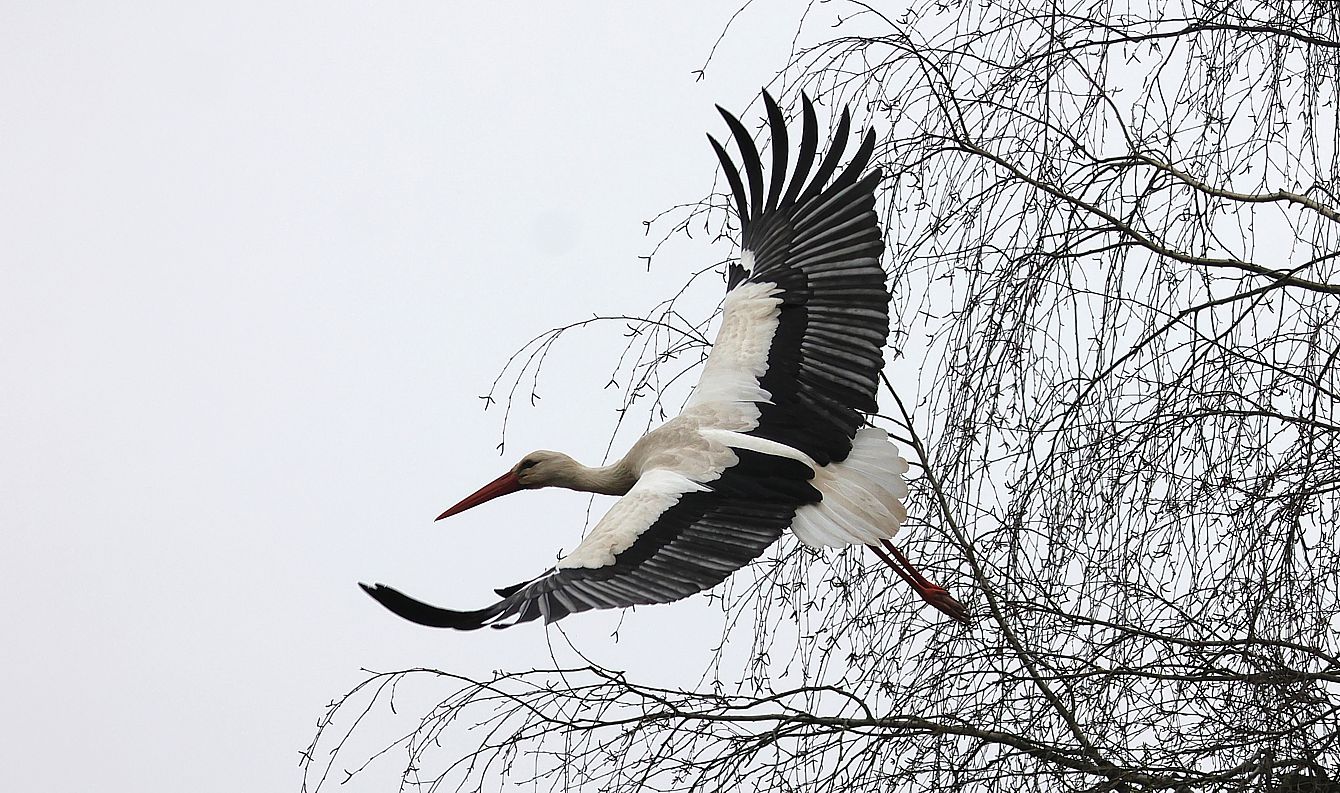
(0, 3), (829, 789)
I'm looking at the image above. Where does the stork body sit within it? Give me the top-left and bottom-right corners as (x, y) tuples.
(361, 94), (967, 629)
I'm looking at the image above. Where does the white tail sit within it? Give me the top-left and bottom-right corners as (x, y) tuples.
(791, 428), (910, 548)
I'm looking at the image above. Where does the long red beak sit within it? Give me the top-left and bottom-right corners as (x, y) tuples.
(435, 470), (523, 521)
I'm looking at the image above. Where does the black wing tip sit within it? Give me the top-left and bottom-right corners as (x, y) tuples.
(760, 91), (789, 212)
(359, 581), (393, 601)
(709, 133), (750, 230)
(715, 104), (746, 140)
(718, 104), (766, 221)
(714, 92), (881, 216)
(359, 581), (503, 631)
(714, 92), (884, 294)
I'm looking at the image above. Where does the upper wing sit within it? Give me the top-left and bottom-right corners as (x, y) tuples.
(360, 449), (818, 630)
(689, 93), (889, 466)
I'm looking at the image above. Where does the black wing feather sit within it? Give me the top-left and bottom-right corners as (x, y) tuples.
(780, 96), (820, 209)
(717, 106), (766, 228)
(762, 91), (789, 212)
(795, 107), (852, 208)
(709, 134), (750, 230)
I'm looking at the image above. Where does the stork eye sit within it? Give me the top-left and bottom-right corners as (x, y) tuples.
(518, 459), (538, 471)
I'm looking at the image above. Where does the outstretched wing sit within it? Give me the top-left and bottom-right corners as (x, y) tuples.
(691, 92), (889, 466)
(360, 450), (818, 630)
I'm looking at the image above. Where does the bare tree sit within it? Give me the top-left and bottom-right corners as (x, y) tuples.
(302, 1), (1340, 790)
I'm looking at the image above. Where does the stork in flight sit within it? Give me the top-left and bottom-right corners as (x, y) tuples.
(361, 93), (968, 629)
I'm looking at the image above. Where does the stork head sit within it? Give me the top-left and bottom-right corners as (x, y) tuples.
(435, 450), (577, 521)
(511, 450), (579, 488)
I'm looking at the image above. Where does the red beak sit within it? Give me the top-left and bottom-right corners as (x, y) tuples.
(435, 470), (523, 521)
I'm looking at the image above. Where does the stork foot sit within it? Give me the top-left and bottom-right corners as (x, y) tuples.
(866, 542), (972, 626)
(916, 584), (971, 626)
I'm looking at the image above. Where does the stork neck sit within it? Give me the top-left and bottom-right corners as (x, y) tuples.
(570, 459), (636, 496)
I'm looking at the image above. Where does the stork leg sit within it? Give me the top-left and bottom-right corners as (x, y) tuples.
(867, 540), (970, 625)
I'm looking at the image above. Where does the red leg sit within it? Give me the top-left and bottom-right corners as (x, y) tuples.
(867, 541), (970, 625)
(867, 543), (923, 590)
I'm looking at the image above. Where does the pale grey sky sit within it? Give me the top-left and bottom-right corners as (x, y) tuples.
(0, 3), (818, 789)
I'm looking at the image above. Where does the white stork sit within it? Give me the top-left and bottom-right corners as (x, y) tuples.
(361, 93), (968, 629)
